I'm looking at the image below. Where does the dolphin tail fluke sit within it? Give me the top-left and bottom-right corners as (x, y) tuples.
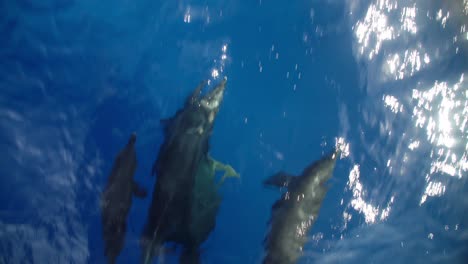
(217, 167), (240, 187)
(179, 247), (200, 264)
(208, 157), (240, 187)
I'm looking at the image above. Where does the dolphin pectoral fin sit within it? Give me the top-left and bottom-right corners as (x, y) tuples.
(132, 181), (148, 198)
(263, 172), (295, 188)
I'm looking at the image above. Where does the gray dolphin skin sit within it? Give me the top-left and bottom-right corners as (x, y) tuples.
(141, 78), (227, 264)
(100, 133), (148, 264)
(262, 149), (340, 264)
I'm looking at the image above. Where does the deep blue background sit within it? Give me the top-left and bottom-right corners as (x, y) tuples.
(1, 0), (467, 263)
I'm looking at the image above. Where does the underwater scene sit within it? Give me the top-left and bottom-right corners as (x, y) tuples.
(0, 0), (467, 263)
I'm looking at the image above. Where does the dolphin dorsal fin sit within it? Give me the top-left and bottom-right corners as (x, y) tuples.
(263, 172), (296, 188)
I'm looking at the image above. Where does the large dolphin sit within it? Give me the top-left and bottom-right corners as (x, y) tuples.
(262, 149), (340, 264)
(141, 78), (228, 264)
(178, 155), (240, 264)
(100, 133), (148, 264)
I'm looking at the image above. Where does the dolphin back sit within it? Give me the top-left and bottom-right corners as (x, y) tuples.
(262, 149), (340, 264)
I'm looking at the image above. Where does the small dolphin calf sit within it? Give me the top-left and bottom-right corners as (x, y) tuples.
(101, 133), (147, 264)
(263, 149), (340, 264)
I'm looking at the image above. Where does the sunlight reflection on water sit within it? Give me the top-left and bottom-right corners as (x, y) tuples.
(318, 0), (468, 262)
(343, 0), (467, 221)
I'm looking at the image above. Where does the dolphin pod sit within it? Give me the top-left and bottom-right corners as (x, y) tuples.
(99, 78), (339, 264)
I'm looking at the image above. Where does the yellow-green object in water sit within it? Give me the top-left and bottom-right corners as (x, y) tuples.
(189, 155), (239, 246)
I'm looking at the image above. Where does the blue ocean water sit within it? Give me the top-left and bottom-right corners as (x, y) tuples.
(1, 0), (467, 263)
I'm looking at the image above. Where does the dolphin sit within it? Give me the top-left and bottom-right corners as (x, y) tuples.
(178, 155), (240, 264)
(141, 78), (228, 264)
(100, 133), (148, 264)
(262, 149), (340, 264)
